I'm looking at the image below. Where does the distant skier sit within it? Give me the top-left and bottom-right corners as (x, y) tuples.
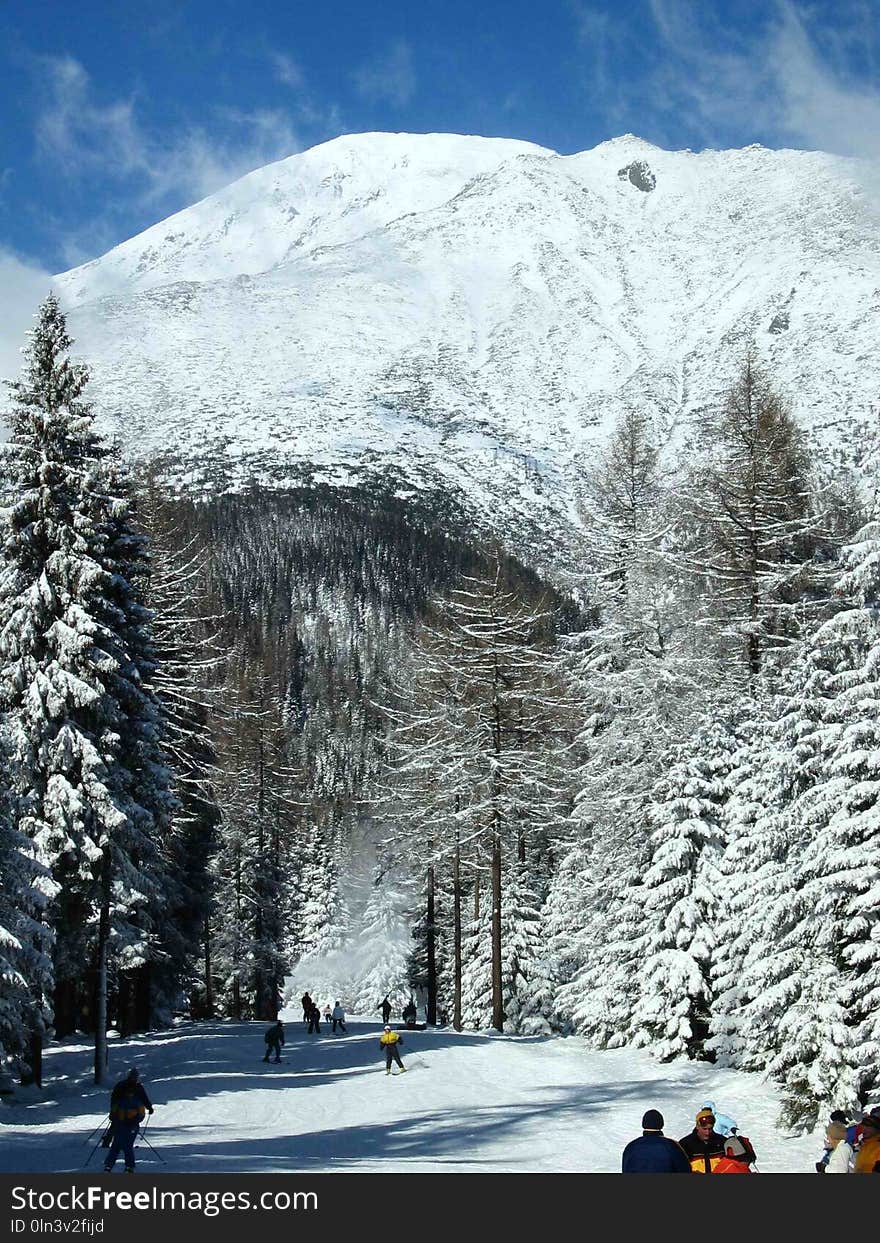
(307, 1003), (322, 1034)
(331, 1002), (347, 1034)
(263, 1018), (285, 1063)
(378, 995), (392, 1025)
(380, 1025), (406, 1074)
(103, 1068), (153, 1174)
(301, 992), (313, 1022)
(323, 1004), (332, 1028)
(402, 998), (418, 1027)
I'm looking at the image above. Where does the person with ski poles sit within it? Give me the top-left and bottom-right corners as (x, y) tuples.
(379, 1025), (406, 1074)
(104, 1068), (153, 1173)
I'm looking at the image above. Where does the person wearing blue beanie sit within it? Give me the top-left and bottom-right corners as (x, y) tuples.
(622, 1110), (691, 1173)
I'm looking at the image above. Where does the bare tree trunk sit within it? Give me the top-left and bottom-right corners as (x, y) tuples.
(204, 915), (215, 1018)
(426, 862), (437, 1026)
(453, 834), (462, 1032)
(94, 848), (111, 1085)
(491, 834), (503, 1032)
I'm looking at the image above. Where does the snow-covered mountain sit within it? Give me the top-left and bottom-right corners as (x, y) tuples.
(56, 131), (880, 562)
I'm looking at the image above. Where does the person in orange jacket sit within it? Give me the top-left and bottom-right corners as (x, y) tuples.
(854, 1109), (880, 1172)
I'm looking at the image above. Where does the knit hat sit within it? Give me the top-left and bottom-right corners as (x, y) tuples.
(383, 1025), (391, 1031)
(695, 1108), (715, 1126)
(861, 1108), (880, 1130)
(829, 1110), (849, 1124)
(641, 1109), (664, 1132)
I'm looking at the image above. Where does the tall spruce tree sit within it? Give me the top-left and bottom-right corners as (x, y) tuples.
(0, 296), (174, 1081)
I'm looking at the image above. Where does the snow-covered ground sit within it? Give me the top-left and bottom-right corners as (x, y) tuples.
(0, 1011), (823, 1173)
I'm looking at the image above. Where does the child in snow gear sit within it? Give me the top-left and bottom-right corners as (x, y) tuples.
(816, 1111), (849, 1172)
(380, 1025), (405, 1073)
(323, 1005), (332, 1027)
(331, 1002), (347, 1033)
(307, 1003), (321, 1034)
(621, 1110), (690, 1174)
(378, 995), (392, 1024)
(263, 1019), (285, 1062)
(678, 1109), (728, 1173)
(104, 1068), (153, 1173)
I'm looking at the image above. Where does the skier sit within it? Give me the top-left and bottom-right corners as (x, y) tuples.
(301, 991), (313, 1022)
(307, 1003), (322, 1034)
(103, 1068), (153, 1174)
(678, 1108), (728, 1173)
(331, 1002), (347, 1033)
(323, 1004), (332, 1028)
(379, 1025), (406, 1074)
(402, 998), (417, 1027)
(378, 995), (392, 1024)
(621, 1109), (690, 1173)
(262, 1018), (285, 1063)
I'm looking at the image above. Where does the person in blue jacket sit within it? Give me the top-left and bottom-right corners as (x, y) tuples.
(622, 1109), (691, 1173)
(701, 1098), (738, 1138)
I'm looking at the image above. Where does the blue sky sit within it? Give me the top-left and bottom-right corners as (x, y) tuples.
(1, 0), (879, 371)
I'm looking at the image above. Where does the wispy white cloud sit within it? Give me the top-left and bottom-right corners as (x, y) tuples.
(0, 247), (53, 390)
(571, 0), (880, 163)
(35, 55), (302, 216)
(270, 51), (305, 90)
(643, 0), (880, 159)
(354, 39), (416, 108)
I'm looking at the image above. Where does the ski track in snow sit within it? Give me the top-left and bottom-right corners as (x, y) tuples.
(0, 1014), (824, 1174)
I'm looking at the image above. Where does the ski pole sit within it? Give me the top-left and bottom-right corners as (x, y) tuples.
(83, 1123), (111, 1169)
(136, 1132), (166, 1164)
(83, 1116), (110, 1146)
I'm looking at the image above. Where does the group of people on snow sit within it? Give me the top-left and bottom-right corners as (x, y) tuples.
(622, 1099), (880, 1174)
(818, 1107), (880, 1173)
(623, 1103), (757, 1174)
(298, 992), (347, 1034)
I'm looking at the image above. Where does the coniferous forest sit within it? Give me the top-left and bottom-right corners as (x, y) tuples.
(2, 295), (879, 1130)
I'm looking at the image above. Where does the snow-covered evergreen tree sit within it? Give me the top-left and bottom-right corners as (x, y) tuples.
(0, 295), (175, 1080)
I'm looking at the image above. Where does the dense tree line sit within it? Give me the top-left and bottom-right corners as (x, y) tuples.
(2, 297), (876, 1130)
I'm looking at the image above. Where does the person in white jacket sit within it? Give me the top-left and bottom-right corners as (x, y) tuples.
(826, 1123), (860, 1173)
(331, 1002), (347, 1033)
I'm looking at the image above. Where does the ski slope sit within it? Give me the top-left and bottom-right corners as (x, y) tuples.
(0, 1012), (826, 1174)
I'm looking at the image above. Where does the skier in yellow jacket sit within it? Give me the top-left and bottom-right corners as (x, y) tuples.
(379, 1025), (406, 1074)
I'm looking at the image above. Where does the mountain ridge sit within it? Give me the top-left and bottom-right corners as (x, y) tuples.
(54, 131), (880, 569)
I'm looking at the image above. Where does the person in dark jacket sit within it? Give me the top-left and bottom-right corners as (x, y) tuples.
(679, 1108), (728, 1173)
(622, 1109), (691, 1173)
(378, 995), (392, 1024)
(104, 1068), (153, 1174)
(307, 1003), (321, 1034)
(301, 992), (312, 1022)
(262, 1019), (285, 1063)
